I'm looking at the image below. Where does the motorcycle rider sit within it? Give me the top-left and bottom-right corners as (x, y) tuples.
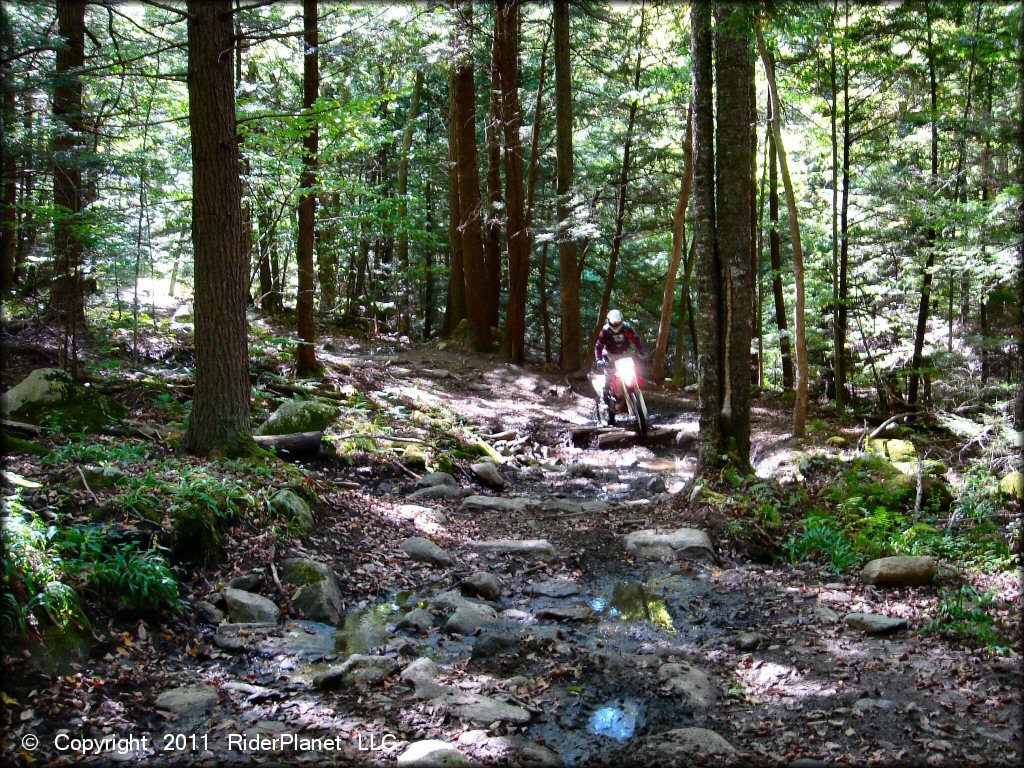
(594, 309), (646, 405)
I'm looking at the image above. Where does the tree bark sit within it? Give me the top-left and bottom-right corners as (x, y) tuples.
(554, 0), (581, 372)
(452, 1), (492, 352)
(185, 0), (254, 456)
(49, 0), (88, 353)
(485, 34), (503, 329)
(496, 1), (529, 364)
(0, 20), (15, 297)
(837, 0), (851, 413)
(757, 26), (808, 436)
(653, 104), (693, 381)
(423, 178), (435, 339)
(766, 50), (793, 392)
(442, 64), (466, 337)
(295, 0), (319, 376)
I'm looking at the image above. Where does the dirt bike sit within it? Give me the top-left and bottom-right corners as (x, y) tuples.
(591, 356), (650, 439)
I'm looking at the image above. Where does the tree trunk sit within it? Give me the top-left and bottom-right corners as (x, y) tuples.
(452, 1), (492, 352)
(757, 27), (808, 436)
(496, 1), (529, 364)
(553, 0), (581, 372)
(539, 240), (552, 363)
(672, 235), (697, 387)
(714, 4), (754, 463)
(423, 179), (435, 339)
(484, 35), (504, 329)
(838, 0), (851, 416)
(829, 0), (843, 414)
(442, 64), (466, 337)
(653, 104), (693, 381)
(766, 53), (793, 393)
(49, 0), (88, 358)
(908, 0), (938, 405)
(592, 8), (647, 345)
(295, 0), (319, 376)
(396, 68), (425, 334)
(0, 23), (15, 297)
(184, 0), (254, 456)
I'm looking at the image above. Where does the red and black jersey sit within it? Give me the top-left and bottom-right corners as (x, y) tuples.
(594, 322), (645, 360)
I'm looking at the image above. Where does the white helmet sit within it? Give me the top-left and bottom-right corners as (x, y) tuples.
(607, 309), (623, 329)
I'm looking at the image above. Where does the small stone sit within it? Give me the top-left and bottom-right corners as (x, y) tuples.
(270, 489), (314, 533)
(256, 399), (339, 436)
(636, 727), (736, 760)
(526, 579), (581, 598)
(656, 662), (717, 708)
(462, 572), (503, 602)
(397, 740), (470, 767)
(311, 654), (401, 689)
(845, 612), (908, 634)
(396, 608), (434, 633)
(471, 461), (506, 489)
(813, 606), (840, 624)
(280, 558), (334, 588)
(534, 605), (595, 623)
(429, 687), (531, 724)
(646, 476), (667, 494)
(826, 436), (847, 448)
(410, 484), (470, 501)
(624, 528), (715, 561)
(416, 472), (459, 488)
(194, 600), (224, 625)
(466, 539), (556, 560)
(155, 684), (219, 715)
(402, 536), (454, 567)
(460, 496), (532, 513)
(472, 630), (518, 660)
(998, 471), (1023, 501)
(445, 603), (499, 636)
(401, 657), (440, 687)
(731, 632), (762, 651)
(223, 588), (280, 624)
(228, 572), (263, 592)
(292, 579), (343, 624)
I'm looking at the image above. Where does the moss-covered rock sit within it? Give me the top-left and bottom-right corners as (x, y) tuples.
(281, 557), (334, 588)
(893, 474), (954, 511)
(1, 368), (125, 432)
(1, 368), (77, 413)
(171, 507), (224, 564)
(401, 444), (429, 469)
(0, 433), (49, 456)
(255, 399), (340, 436)
(999, 471), (1024, 501)
(826, 436), (848, 448)
(270, 489), (314, 534)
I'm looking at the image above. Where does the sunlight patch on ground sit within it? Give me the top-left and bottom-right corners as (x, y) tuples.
(733, 659), (840, 700)
(115, 276), (188, 309)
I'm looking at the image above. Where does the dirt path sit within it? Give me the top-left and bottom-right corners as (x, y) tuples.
(5, 340), (1021, 767)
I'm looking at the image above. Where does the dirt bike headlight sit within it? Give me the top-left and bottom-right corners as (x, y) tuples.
(614, 357), (636, 387)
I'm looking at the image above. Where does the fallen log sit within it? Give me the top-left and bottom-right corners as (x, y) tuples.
(253, 431), (325, 457)
(2, 419), (42, 436)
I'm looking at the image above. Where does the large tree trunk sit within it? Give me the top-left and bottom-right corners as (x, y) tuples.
(185, 0), (253, 456)
(452, 1), (492, 352)
(484, 36), (503, 330)
(423, 178), (435, 339)
(713, 4), (755, 463)
(837, 0), (851, 413)
(553, 0), (581, 372)
(908, 0), (938, 405)
(757, 27), (808, 436)
(653, 104), (694, 381)
(396, 68), (425, 334)
(0, 25), (15, 297)
(766, 51), (793, 392)
(49, 0), (88, 358)
(496, 1), (529, 364)
(295, 0), (319, 376)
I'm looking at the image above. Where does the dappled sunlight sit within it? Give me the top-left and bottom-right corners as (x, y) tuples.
(732, 658), (841, 701)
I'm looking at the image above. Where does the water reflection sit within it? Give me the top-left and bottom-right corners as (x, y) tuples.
(588, 700), (642, 740)
(599, 583), (676, 633)
(334, 600), (403, 655)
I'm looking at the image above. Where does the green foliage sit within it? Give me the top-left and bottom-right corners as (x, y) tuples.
(919, 585), (1009, 653)
(43, 438), (151, 469)
(785, 513), (860, 573)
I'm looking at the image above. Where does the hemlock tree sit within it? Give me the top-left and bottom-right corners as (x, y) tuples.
(184, 0), (254, 457)
(693, 1), (755, 468)
(295, 0), (319, 377)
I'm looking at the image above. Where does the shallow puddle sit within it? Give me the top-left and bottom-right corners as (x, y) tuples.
(588, 699), (644, 740)
(590, 582), (675, 633)
(334, 594), (412, 655)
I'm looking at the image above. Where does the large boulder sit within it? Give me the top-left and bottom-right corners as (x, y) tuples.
(1, 367), (124, 430)
(410, 484), (470, 501)
(1, 367), (77, 414)
(461, 572), (503, 602)
(402, 536), (454, 568)
(281, 558), (334, 587)
(416, 472), (459, 489)
(470, 461), (505, 489)
(624, 529), (715, 561)
(256, 399), (339, 436)
(460, 496), (532, 513)
(861, 555), (936, 586)
(999, 471), (1024, 501)
(293, 579), (343, 624)
(445, 603), (499, 636)
(428, 686), (531, 725)
(223, 588), (280, 624)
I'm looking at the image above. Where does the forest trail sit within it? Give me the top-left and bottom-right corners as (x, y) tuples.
(17, 337), (1009, 768)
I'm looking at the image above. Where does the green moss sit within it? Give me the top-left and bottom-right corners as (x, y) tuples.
(1, 434), (49, 456)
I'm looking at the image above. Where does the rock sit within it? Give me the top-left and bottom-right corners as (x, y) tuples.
(462, 572), (503, 602)
(72, 465), (125, 490)
(410, 484), (470, 501)
(228, 572), (264, 592)
(155, 685), (219, 715)
(867, 437), (917, 464)
(460, 495), (532, 513)
(526, 579), (580, 598)
(853, 697), (897, 716)
(402, 444), (429, 469)
(471, 461), (505, 489)
(223, 588), (280, 624)
(292, 578), (343, 624)
(402, 656), (441, 688)
(536, 498), (610, 515)
(861, 555), (936, 586)
(445, 603), (499, 636)
(656, 662), (717, 708)
(397, 740), (470, 767)
(396, 608), (434, 633)
(1, 367), (77, 414)
(893, 474), (954, 510)
(429, 590), (475, 615)
(312, 654), (401, 689)
(255, 399), (340, 436)
(845, 612), (908, 634)
(501, 608), (535, 624)
(813, 606), (840, 624)
(281, 558), (334, 588)
(826, 435), (848, 447)
(646, 476), (667, 494)
(636, 727), (736, 761)
(402, 536), (454, 567)
(501, 736), (563, 767)
(397, 504), (448, 526)
(730, 632), (762, 651)
(195, 600), (225, 625)
(999, 471), (1024, 500)
(416, 472), (459, 488)
(466, 539), (556, 560)
(429, 687), (531, 725)
(471, 630), (518, 660)
(270, 489), (314, 533)
(211, 622), (277, 653)
(534, 605), (595, 623)
(623, 528), (715, 562)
